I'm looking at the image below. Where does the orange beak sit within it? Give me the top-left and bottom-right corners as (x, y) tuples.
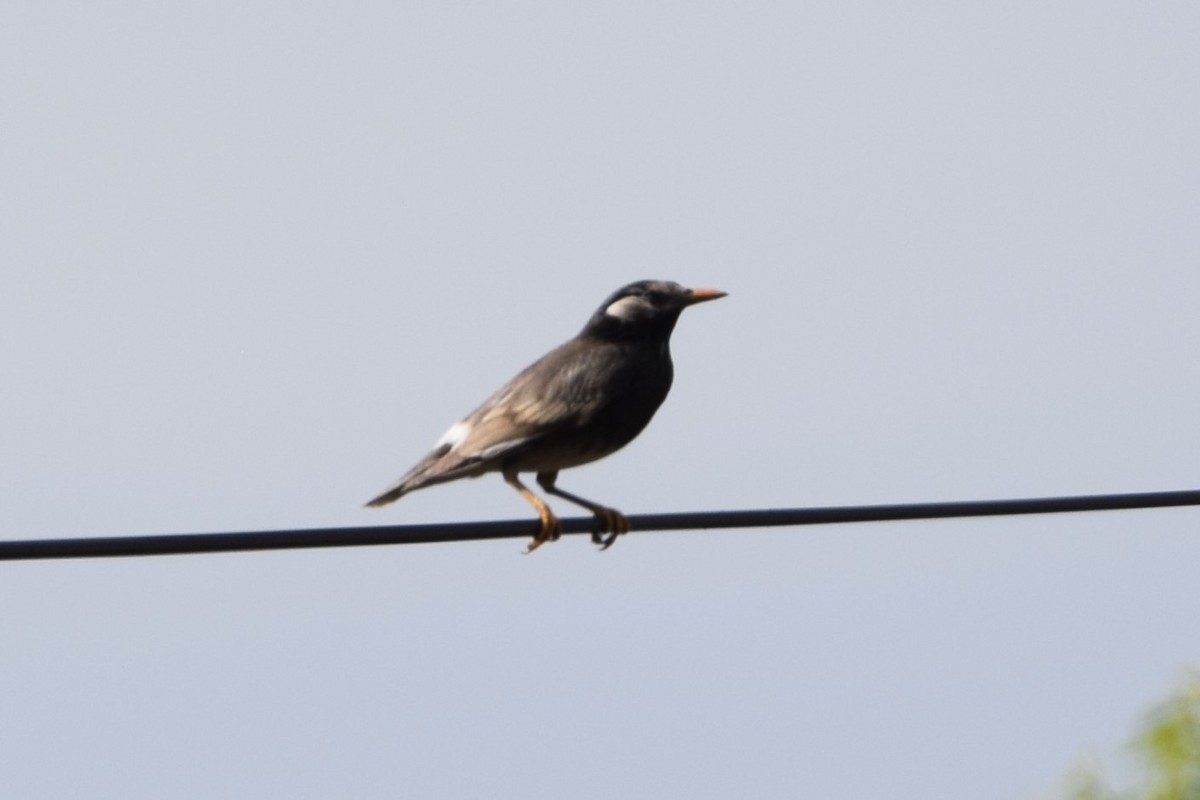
(684, 287), (728, 305)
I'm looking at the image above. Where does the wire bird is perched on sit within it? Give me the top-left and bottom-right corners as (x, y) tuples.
(366, 280), (726, 552)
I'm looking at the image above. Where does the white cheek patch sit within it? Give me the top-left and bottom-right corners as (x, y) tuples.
(434, 420), (471, 450)
(604, 295), (647, 320)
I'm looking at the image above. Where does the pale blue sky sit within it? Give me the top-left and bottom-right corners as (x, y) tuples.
(3, 3), (1199, 798)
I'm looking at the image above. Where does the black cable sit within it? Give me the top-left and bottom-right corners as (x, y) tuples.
(2, 489), (1197, 562)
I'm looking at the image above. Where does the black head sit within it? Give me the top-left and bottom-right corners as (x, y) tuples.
(581, 280), (727, 341)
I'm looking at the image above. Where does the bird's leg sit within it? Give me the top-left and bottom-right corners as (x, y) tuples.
(503, 469), (561, 554)
(536, 471), (630, 550)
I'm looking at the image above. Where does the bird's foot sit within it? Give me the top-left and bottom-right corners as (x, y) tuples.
(590, 507), (630, 551)
(523, 510), (562, 554)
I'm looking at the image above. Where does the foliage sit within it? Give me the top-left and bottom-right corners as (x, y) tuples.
(1063, 675), (1200, 800)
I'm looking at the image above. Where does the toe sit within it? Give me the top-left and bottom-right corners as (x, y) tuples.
(524, 513), (561, 554)
(593, 507), (629, 551)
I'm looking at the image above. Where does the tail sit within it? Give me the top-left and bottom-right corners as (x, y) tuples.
(365, 452), (441, 508)
(365, 482), (409, 508)
(364, 456), (445, 507)
(365, 447), (481, 508)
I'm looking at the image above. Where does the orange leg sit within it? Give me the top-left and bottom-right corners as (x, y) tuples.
(537, 471), (629, 551)
(504, 469), (561, 553)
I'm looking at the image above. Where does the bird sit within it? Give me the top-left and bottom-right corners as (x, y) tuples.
(366, 279), (726, 552)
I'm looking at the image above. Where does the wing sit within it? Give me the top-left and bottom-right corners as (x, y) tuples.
(365, 338), (619, 506)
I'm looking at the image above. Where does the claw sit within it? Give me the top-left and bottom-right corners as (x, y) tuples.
(524, 508), (562, 554)
(506, 469), (564, 555)
(530, 471), (630, 552)
(590, 507), (630, 551)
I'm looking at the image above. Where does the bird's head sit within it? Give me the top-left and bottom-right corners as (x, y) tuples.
(582, 280), (727, 341)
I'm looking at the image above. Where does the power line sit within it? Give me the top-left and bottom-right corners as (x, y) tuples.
(2, 488), (1198, 562)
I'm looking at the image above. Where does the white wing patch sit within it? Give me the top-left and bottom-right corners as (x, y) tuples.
(604, 294), (648, 320)
(434, 420), (472, 450)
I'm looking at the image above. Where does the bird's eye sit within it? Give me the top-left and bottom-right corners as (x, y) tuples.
(646, 291), (667, 305)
